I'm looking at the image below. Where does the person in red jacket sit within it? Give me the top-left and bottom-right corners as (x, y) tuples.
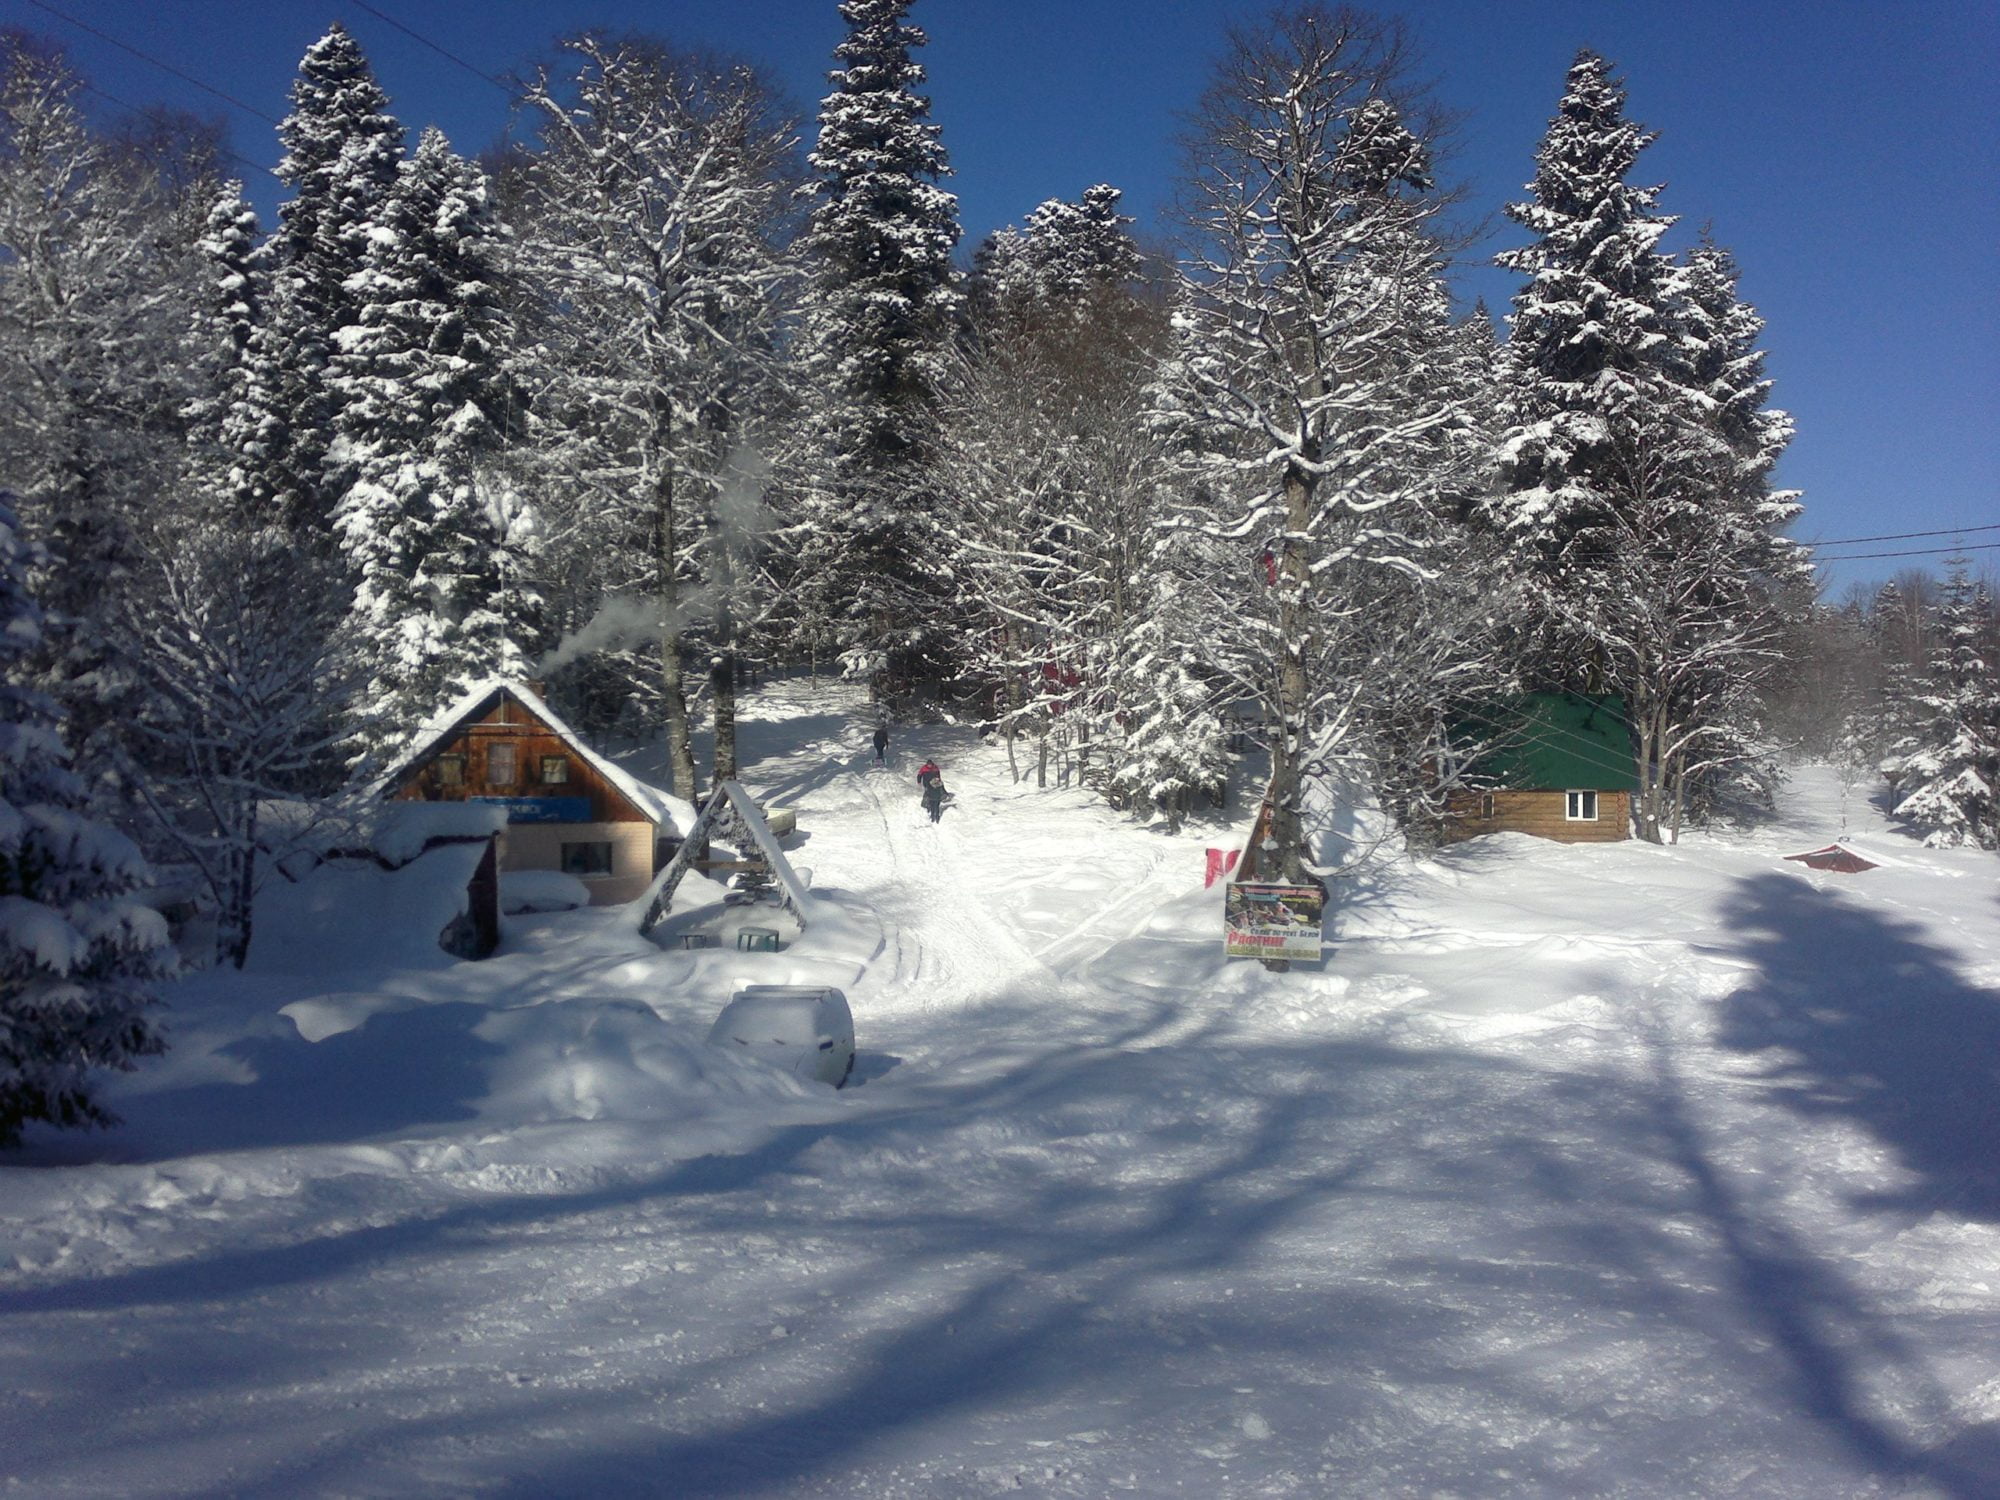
(916, 760), (947, 822)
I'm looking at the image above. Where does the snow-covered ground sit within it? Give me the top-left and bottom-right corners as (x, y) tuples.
(5, 679), (1998, 1498)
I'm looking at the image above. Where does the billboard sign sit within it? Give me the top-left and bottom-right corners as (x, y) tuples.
(1224, 881), (1324, 962)
(471, 795), (593, 824)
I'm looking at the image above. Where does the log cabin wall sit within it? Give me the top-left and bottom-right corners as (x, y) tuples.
(1442, 789), (1632, 844)
(388, 691), (659, 904)
(391, 694), (645, 823)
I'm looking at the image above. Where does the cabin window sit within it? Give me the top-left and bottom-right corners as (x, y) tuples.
(487, 743), (517, 786)
(561, 841), (614, 876)
(435, 754), (465, 787)
(1479, 793), (1495, 820)
(540, 755), (570, 785)
(1565, 790), (1598, 822)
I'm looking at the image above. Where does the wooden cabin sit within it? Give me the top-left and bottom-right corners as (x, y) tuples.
(378, 680), (678, 906)
(1441, 693), (1635, 845)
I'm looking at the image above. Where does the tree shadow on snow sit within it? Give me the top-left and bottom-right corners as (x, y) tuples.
(1714, 871), (2000, 1222)
(12, 1002), (499, 1164)
(7, 969), (1996, 1496)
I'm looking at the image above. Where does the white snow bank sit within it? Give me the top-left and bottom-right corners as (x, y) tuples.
(249, 840), (486, 973)
(471, 996), (817, 1124)
(499, 870), (589, 913)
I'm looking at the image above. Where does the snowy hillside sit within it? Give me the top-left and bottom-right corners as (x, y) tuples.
(4, 679), (1998, 1497)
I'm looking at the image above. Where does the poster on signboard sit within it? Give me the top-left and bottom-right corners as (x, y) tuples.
(1223, 881), (1325, 962)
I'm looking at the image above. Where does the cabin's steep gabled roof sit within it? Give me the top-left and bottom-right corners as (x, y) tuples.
(1451, 693), (1638, 792)
(374, 678), (681, 831)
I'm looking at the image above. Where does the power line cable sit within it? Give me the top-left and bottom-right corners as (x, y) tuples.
(22, 0), (283, 125)
(1809, 541), (2000, 563)
(343, 0), (513, 94)
(1799, 521), (2000, 548)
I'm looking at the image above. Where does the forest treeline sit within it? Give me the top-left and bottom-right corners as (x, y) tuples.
(2, 5), (1994, 1138)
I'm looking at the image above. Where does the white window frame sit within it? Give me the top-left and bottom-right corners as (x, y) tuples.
(1565, 789), (1599, 822)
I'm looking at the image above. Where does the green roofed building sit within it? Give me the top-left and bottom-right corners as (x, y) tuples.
(1442, 693), (1636, 844)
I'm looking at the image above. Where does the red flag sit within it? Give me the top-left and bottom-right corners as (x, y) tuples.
(1204, 848), (1240, 888)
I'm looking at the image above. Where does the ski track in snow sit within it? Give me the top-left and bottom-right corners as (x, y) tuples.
(3, 682), (1999, 1498)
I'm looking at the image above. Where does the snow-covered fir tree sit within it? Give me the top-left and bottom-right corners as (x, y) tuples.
(0, 495), (173, 1148)
(1891, 568), (1999, 848)
(1486, 48), (1692, 670)
(182, 185), (263, 448)
(973, 183), (1144, 332)
(182, 182), (288, 525)
(784, 0), (963, 694)
(332, 127), (542, 760)
(511, 35), (797, 797)
(1661, 232), (1806, 823)
(1100, 568), (1230, 833)
(1488, 51), (1802, 841)
(1839, 579), (1926, 773)
(268, 23), (405, 537)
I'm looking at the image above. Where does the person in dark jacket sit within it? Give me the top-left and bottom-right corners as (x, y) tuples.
(916, 759), (948, 822)
(872, 724), (889, 764)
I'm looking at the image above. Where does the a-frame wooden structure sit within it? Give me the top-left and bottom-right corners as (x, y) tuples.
(637, 781), (812, 939)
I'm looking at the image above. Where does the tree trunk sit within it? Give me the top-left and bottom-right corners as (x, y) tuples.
(1632, 697), (1666, 844)
(1268, 467), (1315, 884)
(653, 456), (698, 800)
(662, 626), (696, 799)
(710, 549), (738, 784)
(1001, 636), (1025, 783)
(224, 799), (257, 970)
(1667, 748), (1686, 845)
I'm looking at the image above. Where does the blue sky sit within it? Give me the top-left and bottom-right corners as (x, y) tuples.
(10, 0), (1995, 593)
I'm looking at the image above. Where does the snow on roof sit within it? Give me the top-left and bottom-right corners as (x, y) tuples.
(259, 796), (506, 866)
(1782, 838), (1903, 873)
(374, 678), (680, 834)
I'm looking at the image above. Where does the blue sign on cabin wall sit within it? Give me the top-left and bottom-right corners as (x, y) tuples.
(471, 795), (593, 824)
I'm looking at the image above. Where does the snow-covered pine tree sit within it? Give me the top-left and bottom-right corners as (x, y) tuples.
(182, 182), (289, 525)
(1153, 7), (1466, 883)
(0, 494), (173, 1147)
(332, 127), (542, 761)
(1678, 235), (1797, 541)
(1891, 567), (2000, 848)
(268, 23), (405, 538)
(1100, 568), (1229, 833)
(1665, 232), (1806, 823)
(784, 0), (963, 696)
(1842, 579), (1926, 775)
(182, 186), (262, 442)
(1490, 52), (1804, 842)
(1486, 48), (1692, 676)
(972, 183), (1145, 335)
(512, 36), (796, 798)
